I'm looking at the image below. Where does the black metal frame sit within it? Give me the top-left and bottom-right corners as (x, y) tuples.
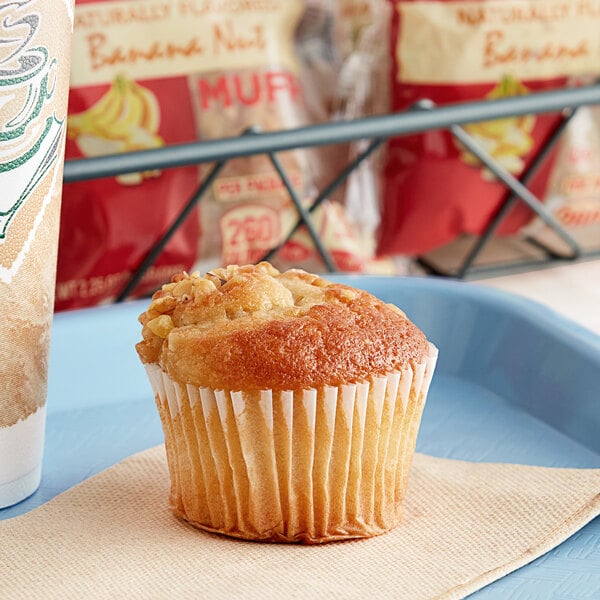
(62, 83), (600, 300)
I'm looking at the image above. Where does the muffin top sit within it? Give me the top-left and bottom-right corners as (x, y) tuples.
(136, 262), (429, 391)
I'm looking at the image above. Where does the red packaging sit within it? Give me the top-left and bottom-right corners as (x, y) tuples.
(56, 0), (202, 311)
(378, 0), (600, 257)
(57, 0), (372, 311)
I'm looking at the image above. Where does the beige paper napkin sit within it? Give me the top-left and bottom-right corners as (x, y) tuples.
(1, 446), (599, 600)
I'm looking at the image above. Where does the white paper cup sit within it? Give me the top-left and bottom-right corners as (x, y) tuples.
(0, 0), (73, 509)
(146, 343), (438, 543)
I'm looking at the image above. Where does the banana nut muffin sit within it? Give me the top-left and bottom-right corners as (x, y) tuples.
(136, 262), (437, 543)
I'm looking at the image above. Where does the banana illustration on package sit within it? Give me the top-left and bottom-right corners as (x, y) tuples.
(68, 75), (164, 185)
(457, 75), (535, 181)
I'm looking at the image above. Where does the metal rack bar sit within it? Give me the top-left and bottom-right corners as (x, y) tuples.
(63, 84), (600, 182)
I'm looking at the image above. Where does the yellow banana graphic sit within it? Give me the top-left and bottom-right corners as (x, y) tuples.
(457, 75), (535, 179)
(67, 75), (163, 185)
(68, 78), (126, 138)
(133, 82), (160, 132)
(107, 82), (145, 139)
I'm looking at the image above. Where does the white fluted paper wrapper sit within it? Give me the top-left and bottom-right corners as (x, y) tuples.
(145, 343), (438, 543)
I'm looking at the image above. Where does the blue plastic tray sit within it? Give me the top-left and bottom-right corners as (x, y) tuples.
(2, 276), (599, 598)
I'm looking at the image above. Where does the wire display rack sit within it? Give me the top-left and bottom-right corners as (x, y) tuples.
(62, 83), (600, 301)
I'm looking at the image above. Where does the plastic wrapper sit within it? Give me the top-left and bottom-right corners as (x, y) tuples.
(330, 0), (392, 267)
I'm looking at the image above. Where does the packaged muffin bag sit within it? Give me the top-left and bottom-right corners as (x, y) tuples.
(57, 0), (371, 311)
(377, 0), (600, 258)
(191, 0), (375, 275)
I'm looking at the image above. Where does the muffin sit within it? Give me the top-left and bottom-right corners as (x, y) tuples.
(136, 262), (437, 543)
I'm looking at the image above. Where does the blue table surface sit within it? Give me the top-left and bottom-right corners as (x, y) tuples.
(2, 276), (600, 599)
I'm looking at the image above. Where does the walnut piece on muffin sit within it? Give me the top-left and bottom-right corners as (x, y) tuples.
(136, 262), (428, 392)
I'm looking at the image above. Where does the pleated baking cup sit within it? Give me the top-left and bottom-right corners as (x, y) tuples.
(145, 343), (438, 543)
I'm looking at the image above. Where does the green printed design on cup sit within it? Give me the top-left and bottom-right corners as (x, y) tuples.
(0, 4), (64, 240)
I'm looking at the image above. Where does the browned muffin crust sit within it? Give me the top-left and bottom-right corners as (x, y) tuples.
(136, 263), (428, 390)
